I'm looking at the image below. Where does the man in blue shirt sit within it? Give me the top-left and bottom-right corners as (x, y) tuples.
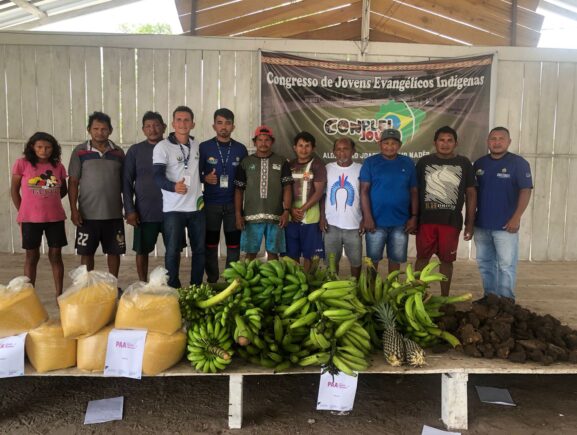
(123, 111), (166, 281)
(199, 109), (248, 283)
(360, 129), (418, 273)
(474, 127), (533, 301)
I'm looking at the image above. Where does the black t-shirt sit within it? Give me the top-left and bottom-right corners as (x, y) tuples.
(416, 154), (476, 229)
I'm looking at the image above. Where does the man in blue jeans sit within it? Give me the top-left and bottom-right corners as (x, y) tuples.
(360, 129), (418, 273)
(153, 106), (205, 288)
(474, 127), (533, 301)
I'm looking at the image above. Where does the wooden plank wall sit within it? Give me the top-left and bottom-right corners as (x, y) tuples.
(0, 43), (261, 257)
(492, 59), (577, 261)
(1, 35), (576, 262)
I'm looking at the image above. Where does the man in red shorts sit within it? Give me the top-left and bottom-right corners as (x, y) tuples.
(415, 126), (476, 296)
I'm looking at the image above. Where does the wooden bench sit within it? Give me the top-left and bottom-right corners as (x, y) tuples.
(23, 351), (577, 430)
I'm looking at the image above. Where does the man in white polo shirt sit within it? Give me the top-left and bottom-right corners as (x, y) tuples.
(153, 106), (204, 288)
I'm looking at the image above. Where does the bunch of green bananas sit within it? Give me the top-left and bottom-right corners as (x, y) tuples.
(377, 261), (472, 348)
(235, 315), (314, 372)
(222, 258), (312, 310)
(231, 307), (264, 346)
(307, 255), (330, 287)
(178, 279), (241, 324)
(357, 258), (458, 306)
(302, 280), (371, 376)
(399, 291), (472, 348)
(263, 277), (371, 376)
(219, 258), (374, 375)
(214, 258), (314, 372)
(179, 277), (267, 372)
(212, 290), (246, 328)
(187, 317), (234, 373)
(178, 283), (215, 323)
(231, 280), (347, 373)
(185, 257), (375, 376)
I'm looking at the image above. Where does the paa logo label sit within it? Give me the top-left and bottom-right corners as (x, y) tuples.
(115, 341), (136, 350)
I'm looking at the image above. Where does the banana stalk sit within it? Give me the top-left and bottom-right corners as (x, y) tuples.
(426, 293), (473, 306)
(196, 279), (241, 309)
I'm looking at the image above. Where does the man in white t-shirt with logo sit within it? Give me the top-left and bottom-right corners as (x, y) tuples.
(153, 106), (204, 288)
(320, 137), (363, 278)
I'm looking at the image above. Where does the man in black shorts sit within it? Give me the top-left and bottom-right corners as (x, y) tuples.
(69, 111), (126, 277)
(123, 111), (167, 281)
(199, 108), (248, 282)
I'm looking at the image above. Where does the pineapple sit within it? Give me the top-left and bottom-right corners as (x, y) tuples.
(403, 336), (426, 367)
(374, 302), (405, 366)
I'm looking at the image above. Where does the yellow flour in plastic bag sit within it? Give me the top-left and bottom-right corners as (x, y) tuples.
(26, 320), (76, 373)
(76, 324), (113, 372)
(115, 293), (181, 335)
(0, 284), (48, 338)
(58, 266), (118, 339)
(115, 267), (182, 335)
(143, 330), (186, 375)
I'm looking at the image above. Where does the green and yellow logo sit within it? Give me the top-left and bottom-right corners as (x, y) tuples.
(323, 100), (426, 143)
(375, 100), (426, 143)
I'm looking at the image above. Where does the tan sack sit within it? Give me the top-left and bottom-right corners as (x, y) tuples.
(58, 266), (117, 338)
(77, 324), (114, 372)
(115, 267), (181, 335)
(143, 330), (186, 375)
(26, 320), (76, 373)
(0, 276), (48, 338)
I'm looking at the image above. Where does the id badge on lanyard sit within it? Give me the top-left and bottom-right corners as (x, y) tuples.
(180, 143), (191, 186)
(216, 140), (231, 189)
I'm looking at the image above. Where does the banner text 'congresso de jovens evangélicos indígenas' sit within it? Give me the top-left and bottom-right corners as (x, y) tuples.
(261, 52), (493, 163)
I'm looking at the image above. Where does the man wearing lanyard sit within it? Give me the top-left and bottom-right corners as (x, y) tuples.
(199, 108), (248, 283)
(153, 106), (205, 288)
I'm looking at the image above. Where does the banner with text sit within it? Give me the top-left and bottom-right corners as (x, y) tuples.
(261, 52), (493, 162)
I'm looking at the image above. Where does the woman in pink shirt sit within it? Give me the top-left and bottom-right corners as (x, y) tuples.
(11, 132), (68, 297)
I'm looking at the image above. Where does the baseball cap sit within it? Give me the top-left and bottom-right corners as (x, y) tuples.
(380, 128), (402, 144)
(253, 125), (274, 140)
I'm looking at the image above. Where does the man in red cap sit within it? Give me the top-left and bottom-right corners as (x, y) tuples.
(234, 126), (293, 260)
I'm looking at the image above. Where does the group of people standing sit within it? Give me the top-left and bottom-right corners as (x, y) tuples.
(10, 106), (532, 303)
(293, 125), (532, 302)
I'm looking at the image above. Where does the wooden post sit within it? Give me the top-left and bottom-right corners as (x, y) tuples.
(360, 0), (371, 58)
(441, 372), (468, 430)
(190, 0), (197, 35)
(511, 0), (518, 46)
(228, 374), (243, 429)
